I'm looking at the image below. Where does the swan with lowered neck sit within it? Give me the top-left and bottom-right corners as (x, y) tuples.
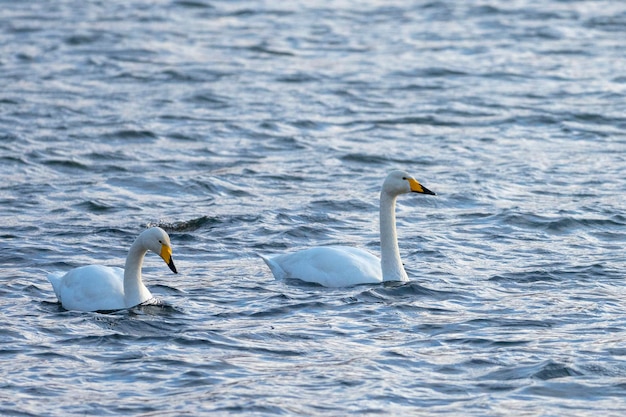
(261, 170), (435, 287)
(47, 227), (178, 312)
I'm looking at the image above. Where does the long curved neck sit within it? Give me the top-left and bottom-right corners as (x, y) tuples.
(123, 238), (152, 307)
(379, 192), (409, 282)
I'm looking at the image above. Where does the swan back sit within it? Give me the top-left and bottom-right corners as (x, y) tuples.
(49, 265), (127, 311)
(262, 246), (382, 287)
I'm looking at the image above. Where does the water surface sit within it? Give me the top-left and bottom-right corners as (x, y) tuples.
(1, 1), (626, 415)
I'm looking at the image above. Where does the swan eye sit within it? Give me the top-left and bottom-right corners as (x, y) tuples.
(158, 240), (163, 244)
(402, 177), (407, 180)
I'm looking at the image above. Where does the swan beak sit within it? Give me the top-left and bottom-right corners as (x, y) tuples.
(160, 245), (178, 274)
(408, 178), (436, 195)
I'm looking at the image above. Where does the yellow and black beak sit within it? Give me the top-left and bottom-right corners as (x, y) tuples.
(408, 178), (436, 195)
(160, 244), (178, 274)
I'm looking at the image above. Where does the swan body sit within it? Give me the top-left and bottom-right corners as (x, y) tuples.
(47, 227), (178, 312)
(262, 246), (382, 287)
(262, 170), (435, 287)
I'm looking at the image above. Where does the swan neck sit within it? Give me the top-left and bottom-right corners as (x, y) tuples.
(379, 192), (408, 282)
(123, 238), (150, 307)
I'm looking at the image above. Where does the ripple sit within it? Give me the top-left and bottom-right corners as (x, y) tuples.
(102, 129), (158, 142)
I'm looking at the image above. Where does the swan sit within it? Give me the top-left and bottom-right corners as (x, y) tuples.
(47, 227), (178, 312)
(261, 170), (435, 287)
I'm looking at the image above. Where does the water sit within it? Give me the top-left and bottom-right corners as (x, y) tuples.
(1, 0), (626, 415)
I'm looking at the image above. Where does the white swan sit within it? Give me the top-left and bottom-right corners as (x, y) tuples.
(47, 227), (178, 312)
(261, 170), (435, 287)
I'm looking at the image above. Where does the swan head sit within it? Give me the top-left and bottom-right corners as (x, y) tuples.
(383, 170), (436, 197)
(140, 227), (178, 274)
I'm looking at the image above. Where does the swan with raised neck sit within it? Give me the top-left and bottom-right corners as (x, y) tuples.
(262, 170), (435, 287)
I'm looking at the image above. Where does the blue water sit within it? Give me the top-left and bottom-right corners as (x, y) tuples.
(2, 0), (626, 415)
